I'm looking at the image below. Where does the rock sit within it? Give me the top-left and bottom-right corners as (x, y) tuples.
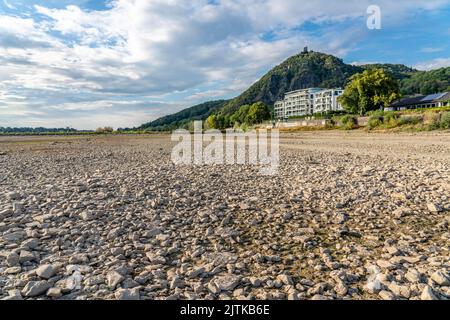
(7, 191), (20, 200)
(145, 252), (166, 265)
(287, 290), (301, 300)
(387, 283), (411, 299)
(427, 203), (442, 213)
(188, 267), (205, 278)
(114, 288), (140, 300)
(80, 212), (93, 221)
(142, 228), (162, 238)
(213, 275), (241, 292)
(22, 238), (39, 250)
(19, 250), (36, 264)
(155, 234), (170, 242)
(405, 269), (422, 283)
(393, 208), (411, 218)
(36, 264), (58, 279)
(239, 203), (250, 210)
(22, 281), (51, 297)
(334, 279), (348, 296)
(2, 231), (26, 242)
(379, 290), (395, 300)
(385, 246), (401, 256)
(170, 276), (183, 289)
(47, 287), (62, 298)
(2, 290), (23, 300)
(207, 281), (220, 294)
(376, 260), (395, 270)
(6, 251), (20, 267)
(332, 212), (348, 224)
(420, 286), (439, 300)
(0, 208), (13, 219)
(276, 274), (293, 285)
(249, 277), (263, 287)
(13, 202), (23, 215)
(5, 266), (22, 274)
(107, 271), (125, 289)
(431, 270), (450, 286)
(110, 247), (125, 256)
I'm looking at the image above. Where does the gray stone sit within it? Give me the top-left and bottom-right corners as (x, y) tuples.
(22, 281), (51, 297)
(405, 269), (422, 283)
(427, 203), (442, 213)
(36, 264), (58, 279)
(276, 274), (293, 285)
(421, 286), (439, 300)
(114, 288), (140, 300)
(379, 290), (395, 300)
(213, 275), (241, 292)
(6, 251), (20, 267)
(431, 270), (450, 286)
(47, 287), (62, 298)
(19, 250), (36, 264)
(107, 271), (125, 289)
(2, 231), (26, 242)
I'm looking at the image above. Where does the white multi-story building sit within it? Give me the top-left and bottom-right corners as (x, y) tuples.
(313, 89), (344, 114)
(274, 88), (344, 120)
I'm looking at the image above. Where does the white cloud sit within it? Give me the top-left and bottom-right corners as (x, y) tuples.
(421, 47), (445, 53)
(414, 58), (450, 71)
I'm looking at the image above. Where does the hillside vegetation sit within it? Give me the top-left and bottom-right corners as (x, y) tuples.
(139, 100), (228, 131)
(139, 50), (450, 131)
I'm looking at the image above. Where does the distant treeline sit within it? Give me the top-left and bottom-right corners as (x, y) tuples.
(0, 127), (91, 134)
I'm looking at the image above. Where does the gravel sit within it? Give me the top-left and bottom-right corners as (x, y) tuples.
(0, 132), (449, 300)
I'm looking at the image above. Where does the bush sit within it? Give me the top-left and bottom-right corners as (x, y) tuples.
(440, 112), (450, 129)
(340, 115), (358, 130)
(398, 115), (422, 126)
(96, 126), (114, 134)
(367, 115), (383, 129)
(381, 112), (399, 128)
(423, 112), (440, 130)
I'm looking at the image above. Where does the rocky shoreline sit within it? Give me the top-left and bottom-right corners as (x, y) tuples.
(0, 132), (449, 300)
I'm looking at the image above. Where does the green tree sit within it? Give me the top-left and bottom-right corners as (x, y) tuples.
(246, 102), (272, 125)
(205, 115), (218, 129)
(339, 68), (400, 115)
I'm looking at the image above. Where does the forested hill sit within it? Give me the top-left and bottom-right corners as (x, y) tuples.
(139, 50), (450, 131)
(138, 100), (229, 131)
(218, 51), (362, 116)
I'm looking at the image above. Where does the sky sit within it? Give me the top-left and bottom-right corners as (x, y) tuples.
(0, 0), (449, 129)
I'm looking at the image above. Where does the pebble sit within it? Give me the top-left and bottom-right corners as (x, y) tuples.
(22, 281), (51, 297)
(420, 286), (439, 300)
(114, 288), (140, 300)
(36, 264), (58, 279)
(107, 271), (125, 289)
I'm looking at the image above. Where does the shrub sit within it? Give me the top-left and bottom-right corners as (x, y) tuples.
(440, 112), (450, 129)
(367, 115), (383, 129)
(340, 115), (358, 130)
(422, 112), (440, 130)
(383, 112), (399, 128)
(398, 115), (422, 126)
(96, 126), (114, 134)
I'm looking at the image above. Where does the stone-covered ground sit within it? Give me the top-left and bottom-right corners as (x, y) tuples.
(0, 132), (449, 300)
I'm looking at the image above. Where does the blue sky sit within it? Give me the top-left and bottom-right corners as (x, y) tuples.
(0, 0), (449, 129)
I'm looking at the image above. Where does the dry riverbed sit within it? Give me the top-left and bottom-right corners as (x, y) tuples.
(0, 131), (449, 300)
